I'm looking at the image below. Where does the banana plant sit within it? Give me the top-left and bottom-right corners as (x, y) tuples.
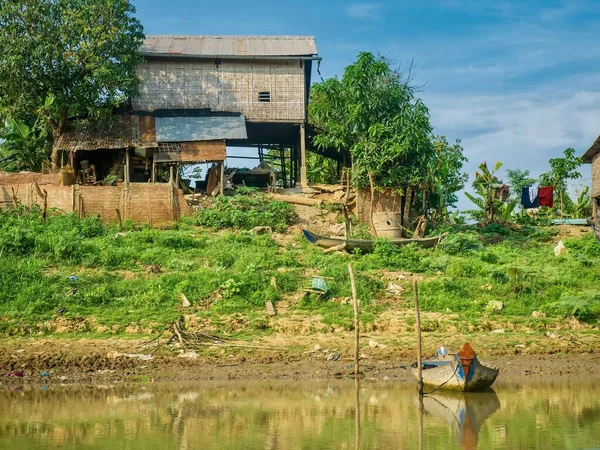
(0, 117), (49, 172)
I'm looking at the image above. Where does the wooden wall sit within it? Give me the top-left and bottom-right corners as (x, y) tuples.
(0, 183), (192, 225)
(592, 153), (600, 198)
(134, 59), (306, 122)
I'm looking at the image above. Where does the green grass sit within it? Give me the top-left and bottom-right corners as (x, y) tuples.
(1, 205), (599, 336)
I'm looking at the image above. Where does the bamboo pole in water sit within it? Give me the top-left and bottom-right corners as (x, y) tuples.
(348, 263), (359, 378)
(413, 278), (424, 396)
(354, 377), (361, 450)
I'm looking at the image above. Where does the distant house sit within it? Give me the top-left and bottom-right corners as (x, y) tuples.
(583, 136), (600, 217)
(53, 35), (321, 190)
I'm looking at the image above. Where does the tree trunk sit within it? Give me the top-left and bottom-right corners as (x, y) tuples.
(403, 187), (413, 228)
(342, 168), (352, 236)
(560, 189), (564, 223)
(50, 106), (68, 172)
(368, 172), (376, 235)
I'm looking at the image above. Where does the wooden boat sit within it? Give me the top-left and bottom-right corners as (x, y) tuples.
(302, 229), (448, 252)
(411, 343), (499, 392)
(419, 390), (500, 450)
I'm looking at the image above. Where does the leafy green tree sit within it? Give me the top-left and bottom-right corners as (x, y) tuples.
(506, 169), (537, 201)
(0, 117), (49, 172)
(309, 52), (435, 228)
(540, 148), (583, 219)
(424, 136), (468, 218)
(306, 153), (339, 184)
(0, 0), (145, 168)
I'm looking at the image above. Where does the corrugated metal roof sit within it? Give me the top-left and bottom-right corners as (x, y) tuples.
(53, 116), (139, 152)
(155, 116), (248, 142)
(140, 35), (318, 58)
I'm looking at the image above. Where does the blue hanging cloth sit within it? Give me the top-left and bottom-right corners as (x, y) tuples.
(521, 187), (539, 208)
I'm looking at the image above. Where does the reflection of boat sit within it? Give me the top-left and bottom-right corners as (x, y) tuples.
(421, 390), (500, 450)
(302, 229), (448, 252)
(411, 343), (499, 392)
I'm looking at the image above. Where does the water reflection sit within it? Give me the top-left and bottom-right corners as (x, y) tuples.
(0, 381), (599, 449)
(420, 391), (500, 450)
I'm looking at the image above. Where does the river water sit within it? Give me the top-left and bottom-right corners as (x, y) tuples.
(0, 380), (598, 449)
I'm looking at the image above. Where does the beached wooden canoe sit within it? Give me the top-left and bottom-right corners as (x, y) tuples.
(302, 229), (448, 252)
(411, 343), (499, 392)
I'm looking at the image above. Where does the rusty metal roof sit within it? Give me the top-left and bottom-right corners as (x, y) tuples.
(583, 135), (600, 163)
(53, 116), (139, 152)
(140, 35), (318, 58)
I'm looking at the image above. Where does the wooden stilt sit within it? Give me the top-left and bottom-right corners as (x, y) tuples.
(299, 123), (308, 187)
(354, 377), (361, 450)
(125, 149), (130, 184)
(348, 263), (360, 378)
(413, 278), (424, 396)
(219, 161), (225, 196)
(169, 166), (174, 184)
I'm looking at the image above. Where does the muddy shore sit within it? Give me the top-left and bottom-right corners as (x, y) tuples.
(1, 333), (599, 387)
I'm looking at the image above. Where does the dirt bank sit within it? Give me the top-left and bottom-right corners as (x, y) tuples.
(1, 330), (599, 387)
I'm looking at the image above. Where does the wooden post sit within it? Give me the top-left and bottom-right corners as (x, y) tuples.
(115, 208), (123, 228)
(175, 163), (180, 187)
(348, 263), (360, 378)
(354, 377), (361, 450)
(299, 122), (308, 187)
(219, 161), (225, 196)
(413, 278), (424, 396)
(151, 154), (156, 183)
(169, 165), (174, 184)
(125, 149), (130, 184)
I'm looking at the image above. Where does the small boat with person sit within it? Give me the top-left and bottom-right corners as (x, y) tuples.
(411, 342), (499, 392)
(302, 229), (448, 253)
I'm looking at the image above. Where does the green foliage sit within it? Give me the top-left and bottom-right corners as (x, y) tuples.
(505, 169), (537, 201)
(438, 231), (482, 255)
(1, 207), (599, 334)
(192, 191), (296, 232)
(306, 153), (339, 184)
(425, 136), (468, 216)
(540, 148), (584, 218)
(572, 186), (592, 218)
(466, 161), (504, 223)
(0, 0), (144, 164)
(309, 53), (435, 191)
(0, 117), (49, 172)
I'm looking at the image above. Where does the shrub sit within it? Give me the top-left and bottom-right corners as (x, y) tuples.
(439, 231), (482, 255)
(193, 191), (296, 231)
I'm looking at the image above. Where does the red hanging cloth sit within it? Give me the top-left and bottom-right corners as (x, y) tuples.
(539, 186), (554, 207)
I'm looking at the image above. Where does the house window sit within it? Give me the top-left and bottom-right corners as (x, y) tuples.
(258, 91), (271, 102)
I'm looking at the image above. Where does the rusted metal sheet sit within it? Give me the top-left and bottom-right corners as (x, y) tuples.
(53, 115), (140, 152)
(140, 35), (318, 58)
(138, 116), (157, 146)
(180, 141), (226, 162)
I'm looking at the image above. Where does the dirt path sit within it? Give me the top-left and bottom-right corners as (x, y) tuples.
(1, 329), (599, 386)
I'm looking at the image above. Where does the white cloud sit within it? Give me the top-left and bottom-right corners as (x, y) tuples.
(423, 88), (600, 209)
(346, 3), (382, 19)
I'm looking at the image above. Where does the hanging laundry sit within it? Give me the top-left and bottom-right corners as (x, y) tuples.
(521, 186), (539, 208)
(538, 186), (554, 207)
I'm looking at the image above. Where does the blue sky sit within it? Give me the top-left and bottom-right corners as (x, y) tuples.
(134, 0), (600, 205)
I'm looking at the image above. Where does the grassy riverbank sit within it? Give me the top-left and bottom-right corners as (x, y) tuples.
(1, 195), (599, 343)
